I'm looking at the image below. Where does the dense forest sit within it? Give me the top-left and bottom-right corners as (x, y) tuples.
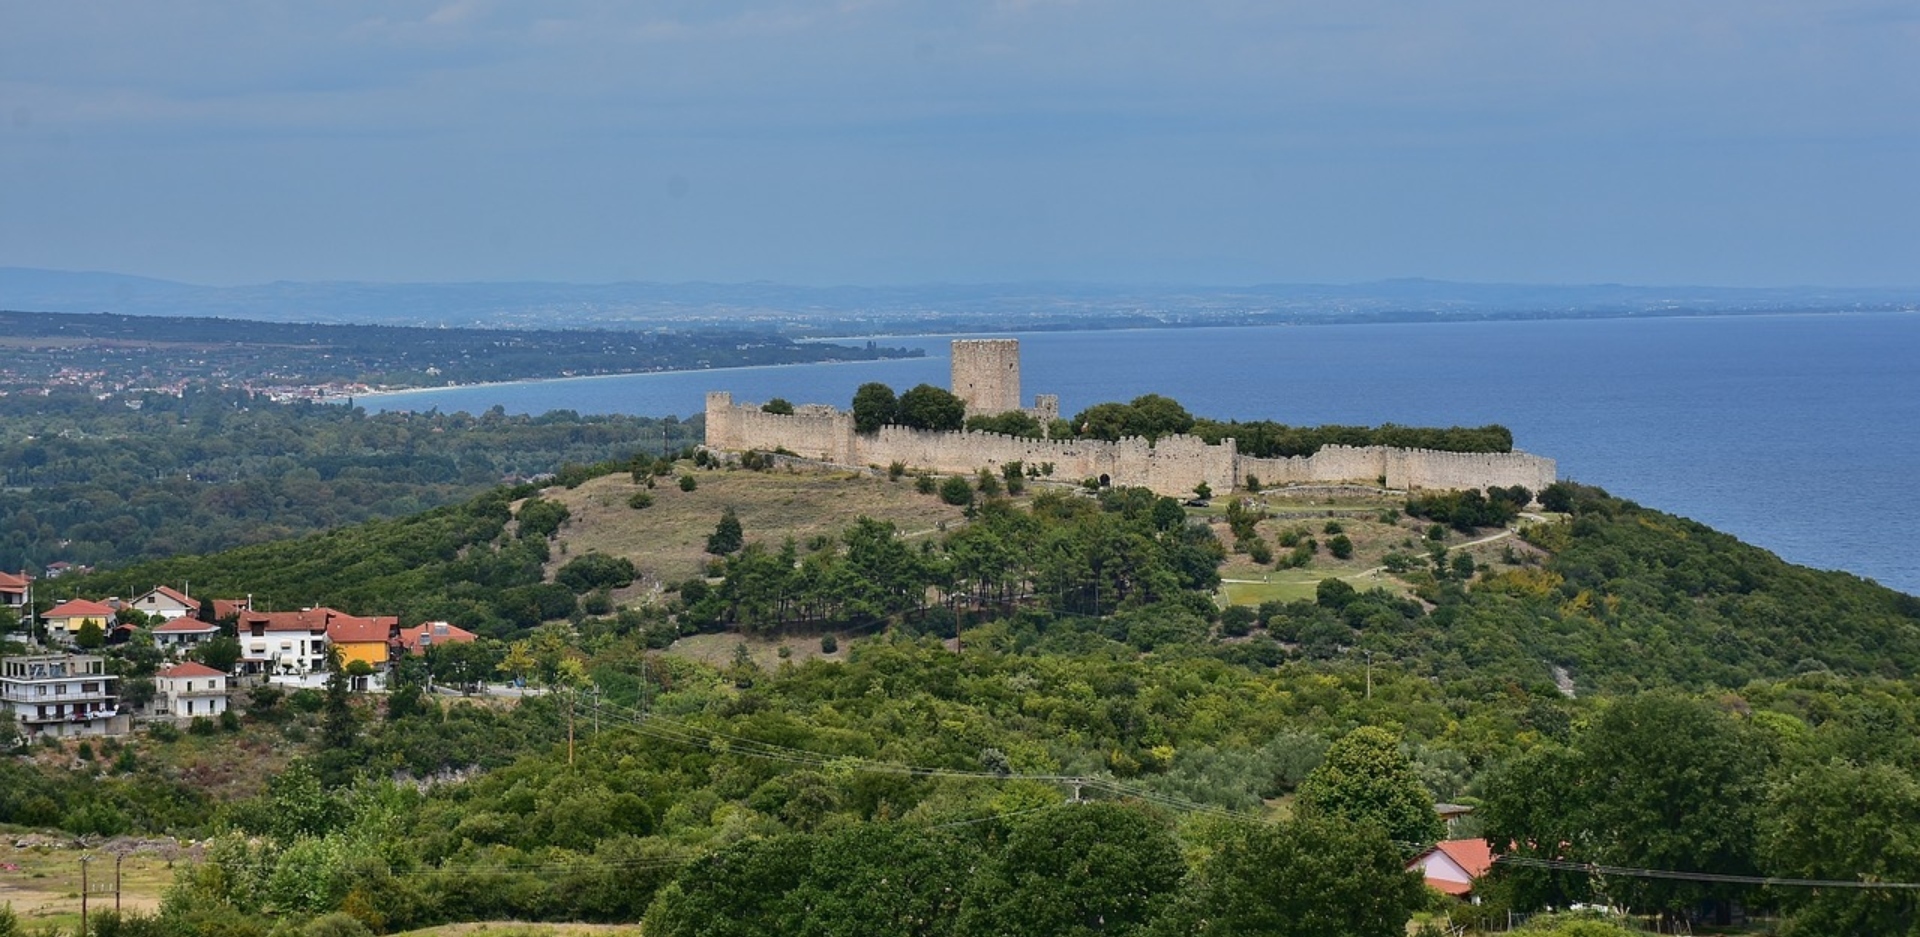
(8, 465), (1920, 934)
(0, 387), (697, 573)
(0, 308), (920, 390)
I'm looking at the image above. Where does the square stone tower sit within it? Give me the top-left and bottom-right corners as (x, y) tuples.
(950, 339), (1021, 415)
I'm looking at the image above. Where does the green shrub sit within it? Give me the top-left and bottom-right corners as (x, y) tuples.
(628, 492), (654, 510)
(679, 475), (698, 492)
(1247, 538), (1274, 565)
(820, 634), (838, 654)
(939, 476), (974, 507)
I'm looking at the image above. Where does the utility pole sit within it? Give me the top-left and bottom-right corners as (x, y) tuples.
(115, 853), (123, 915)
(1364, 650), (1373, 700)
(80, 854), (91, 935)
(567, 687), (575, 767)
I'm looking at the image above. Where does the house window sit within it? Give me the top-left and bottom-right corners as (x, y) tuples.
(186, 700), (193, 715)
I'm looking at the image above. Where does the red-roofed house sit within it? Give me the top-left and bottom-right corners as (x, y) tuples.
(128, 585), (199, 621)
(153, 616), (220, 652)
(43, 599), (115, 641)
(1408, 838), (1494, 901)
(395, 621), (478, 656)
(0, 571), (27, 610)
(328, 613), (399, 690)
(239, 609), (334, 678)
(155, 661), (229, 719)
(327, 614), (396, 671)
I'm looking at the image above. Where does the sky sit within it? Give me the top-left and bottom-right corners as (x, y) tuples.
(2, 1), (1916, 288)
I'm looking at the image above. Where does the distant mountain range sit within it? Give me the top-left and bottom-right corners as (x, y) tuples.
(3, 266), (1913, 334)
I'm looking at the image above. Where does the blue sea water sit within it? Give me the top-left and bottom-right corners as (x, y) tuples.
(364, 313), (1920, 595)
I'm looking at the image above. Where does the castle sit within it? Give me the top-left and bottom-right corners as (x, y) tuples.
(705, 339), (1555, 498)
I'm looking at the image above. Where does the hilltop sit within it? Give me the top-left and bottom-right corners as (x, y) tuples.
(14, 458), (1920, 936)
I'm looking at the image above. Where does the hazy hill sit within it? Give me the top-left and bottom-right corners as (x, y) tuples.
(5, 266), (1913, 333)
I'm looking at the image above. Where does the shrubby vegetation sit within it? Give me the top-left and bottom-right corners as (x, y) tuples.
(1191, 418), (1515, 457)
(8, 470), (1920, 934)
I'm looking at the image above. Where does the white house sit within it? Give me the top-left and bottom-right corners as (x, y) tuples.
(154, 662), (229, 720)
(153, 617), (220, 653)
(128, 585), (199, 621)
(238, 609), (333, 678)
(0, 654), (126, 738)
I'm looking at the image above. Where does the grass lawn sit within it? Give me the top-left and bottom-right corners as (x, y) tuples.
(391, 925), (645, 937)
(547, 462), (975, 589)
(665, 631), (853, 671)
(0, 838), (182, 932)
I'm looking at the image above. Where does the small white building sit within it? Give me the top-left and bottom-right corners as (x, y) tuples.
(153, 617), (220, 653)
(0, 654), (126, 738)
(128, 585), (199, 621)
(154, 662), (229, 720)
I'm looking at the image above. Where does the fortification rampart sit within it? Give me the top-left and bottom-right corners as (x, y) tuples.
(705, 337), (1554, 498)
(706, 394), (1551, 498)
(1236, 444), (1555, 495)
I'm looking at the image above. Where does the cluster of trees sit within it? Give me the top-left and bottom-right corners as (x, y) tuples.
(1405, 485), (1533, 531)
(832, 385), (1517, 466)
(850, 382), (970, 434)
(649, 804), (1423, 937)
(0, 387), (696, 572)
(1483, 689), (1920, 932)
(1190, 419), (1515, 458)
(682, 489), (1222, 634)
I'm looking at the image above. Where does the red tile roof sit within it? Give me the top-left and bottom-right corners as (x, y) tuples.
(242, 607), (361, 633)
(154, 618), (219, 633)
(396, 621), (478, 654)
(45, 599), (115, 619)
(159, 662), (226, 679)
(327, 613), (395, 645)
(143, 585), (197, 608)
(1437, 838), (1494, 878)
(0, 571), (28, 590)
(209, 598), (250, 620)
(1409, 838), (1495, 897)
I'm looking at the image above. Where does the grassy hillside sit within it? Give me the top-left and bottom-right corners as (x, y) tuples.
(544, 464), (976, 589)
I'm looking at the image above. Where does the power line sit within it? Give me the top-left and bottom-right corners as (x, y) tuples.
(1496, 855), (1920, 891)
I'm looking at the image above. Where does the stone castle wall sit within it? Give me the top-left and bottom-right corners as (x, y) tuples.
(1238, 445), (1556, 494)
(705, 394), (1551, 498)
(705, 392), (855, 464)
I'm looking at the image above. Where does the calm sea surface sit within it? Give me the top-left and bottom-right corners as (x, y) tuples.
(364, 314), (1920, 595)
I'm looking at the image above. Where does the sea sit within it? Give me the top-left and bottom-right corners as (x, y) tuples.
(362, 313), (1920, 596)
